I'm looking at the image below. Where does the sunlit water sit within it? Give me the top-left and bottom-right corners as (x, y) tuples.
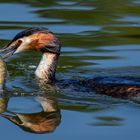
(0, 0), (140, 139)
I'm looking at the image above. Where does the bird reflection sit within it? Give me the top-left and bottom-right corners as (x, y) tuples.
(0, 94), (61, 134)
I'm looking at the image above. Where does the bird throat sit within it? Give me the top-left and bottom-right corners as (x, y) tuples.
(35, 52), (59, 84)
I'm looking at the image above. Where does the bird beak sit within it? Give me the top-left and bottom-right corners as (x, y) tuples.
(0, 41), (21, 59)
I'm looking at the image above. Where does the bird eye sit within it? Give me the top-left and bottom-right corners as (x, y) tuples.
(17, 39), (23, 46)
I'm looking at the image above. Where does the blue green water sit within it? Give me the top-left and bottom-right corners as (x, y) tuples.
(0, 0), (140, 139)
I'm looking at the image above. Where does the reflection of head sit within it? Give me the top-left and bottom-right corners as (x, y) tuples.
(0, 96), (61, 134)
(5, 111), (61, 134)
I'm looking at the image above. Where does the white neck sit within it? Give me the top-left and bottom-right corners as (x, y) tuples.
(35, 52), (59, 83)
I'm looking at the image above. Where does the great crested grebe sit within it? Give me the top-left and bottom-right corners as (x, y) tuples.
(0, 27), (60, 84)
(0, 27), (140, 98)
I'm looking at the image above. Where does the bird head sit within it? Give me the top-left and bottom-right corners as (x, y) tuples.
(0, 28), (61, 59)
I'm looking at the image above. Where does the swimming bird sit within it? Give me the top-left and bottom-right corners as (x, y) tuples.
(0, 27), (61, 84)
(0, 27), (140, 98)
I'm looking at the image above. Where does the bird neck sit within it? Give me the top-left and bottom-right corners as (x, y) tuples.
(35, 52), (59, 83)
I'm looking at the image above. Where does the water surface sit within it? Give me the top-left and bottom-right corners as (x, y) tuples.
(0, 0), (140, 139)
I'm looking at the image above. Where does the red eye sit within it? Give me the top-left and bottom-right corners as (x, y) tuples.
(17, 39), (23, 46)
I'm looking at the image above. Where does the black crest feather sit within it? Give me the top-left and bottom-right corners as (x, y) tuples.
(7, 27), (49, 46)
(6, 27), (61, 55)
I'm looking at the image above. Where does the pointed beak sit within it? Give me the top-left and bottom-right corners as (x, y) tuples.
(0, 41), (21, 59)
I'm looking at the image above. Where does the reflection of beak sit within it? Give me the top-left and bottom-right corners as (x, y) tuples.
(0, 43), (20, 59)
(0, 113), (23, 125)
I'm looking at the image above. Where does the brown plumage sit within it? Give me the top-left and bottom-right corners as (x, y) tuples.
(81, 77), (140, 98)
(0, 97), (61, 134)
(92, 83), (140, 98)
(0, 27), (140, 99)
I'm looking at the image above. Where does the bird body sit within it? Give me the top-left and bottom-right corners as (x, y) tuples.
(0, 27), (140, 98)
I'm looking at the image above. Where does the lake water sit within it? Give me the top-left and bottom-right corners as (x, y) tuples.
(0, 0), (140, 139)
